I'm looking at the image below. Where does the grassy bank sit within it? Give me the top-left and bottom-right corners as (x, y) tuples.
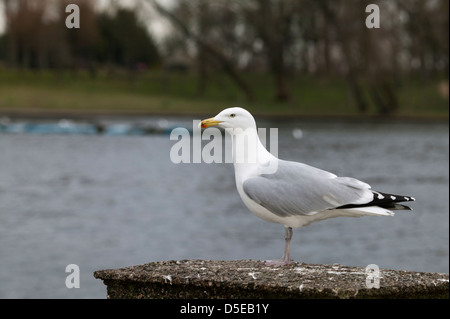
(0, 69), (448, 118)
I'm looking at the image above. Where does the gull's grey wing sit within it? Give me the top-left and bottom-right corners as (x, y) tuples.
(242, 159), (372, 217)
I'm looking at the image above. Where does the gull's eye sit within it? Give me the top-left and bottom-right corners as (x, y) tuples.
(230, 113), (236, 118)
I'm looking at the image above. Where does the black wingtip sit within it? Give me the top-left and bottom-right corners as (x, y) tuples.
(336, 191), (415, 211)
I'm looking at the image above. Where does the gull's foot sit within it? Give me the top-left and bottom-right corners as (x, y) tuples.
(264, 258), (293, 266)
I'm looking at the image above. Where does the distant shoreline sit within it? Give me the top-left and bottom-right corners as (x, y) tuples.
(1, 71), (448, 123)
(0, 107), (448, 123)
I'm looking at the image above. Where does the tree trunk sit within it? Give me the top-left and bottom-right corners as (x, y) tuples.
(316, 0), (369, 113)
(274, 69), (290, 102)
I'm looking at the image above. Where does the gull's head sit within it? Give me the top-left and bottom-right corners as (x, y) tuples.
(200, 107), (256, 131)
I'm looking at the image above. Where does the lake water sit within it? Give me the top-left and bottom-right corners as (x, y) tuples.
(0, 117), (448, 298)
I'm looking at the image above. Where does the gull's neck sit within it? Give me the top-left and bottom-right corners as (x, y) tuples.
(228, 126), (275, 180)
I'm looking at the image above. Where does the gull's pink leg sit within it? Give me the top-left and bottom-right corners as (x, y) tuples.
(265, 227), (293, 266)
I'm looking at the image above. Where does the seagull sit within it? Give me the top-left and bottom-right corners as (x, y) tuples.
(200, 107), (415, 265)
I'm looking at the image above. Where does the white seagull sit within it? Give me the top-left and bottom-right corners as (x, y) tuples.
(200, 107), (415, 265)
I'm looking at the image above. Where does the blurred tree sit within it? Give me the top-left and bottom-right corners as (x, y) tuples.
(4, 0), (49, 69)
(1, 0), (447, 114)
(2, 0), (160, 74)
(397, 0), (449, 79)
(243, 0), (301, 101)
(316, 0), (370, 112)
(96, 8), (160, 72)
(149, 0), (255, 101)
(61, 0), (99, 76)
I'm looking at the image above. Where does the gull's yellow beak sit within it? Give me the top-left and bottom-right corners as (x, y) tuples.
(199, 117), (223, 128)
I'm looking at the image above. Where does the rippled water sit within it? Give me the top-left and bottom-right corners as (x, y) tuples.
(0, 117), (448, 298)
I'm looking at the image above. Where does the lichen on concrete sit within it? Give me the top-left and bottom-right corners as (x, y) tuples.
(93, 259), (449, 299)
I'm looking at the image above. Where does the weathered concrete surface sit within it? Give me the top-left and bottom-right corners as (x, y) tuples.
(94, 259), (449, 299)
